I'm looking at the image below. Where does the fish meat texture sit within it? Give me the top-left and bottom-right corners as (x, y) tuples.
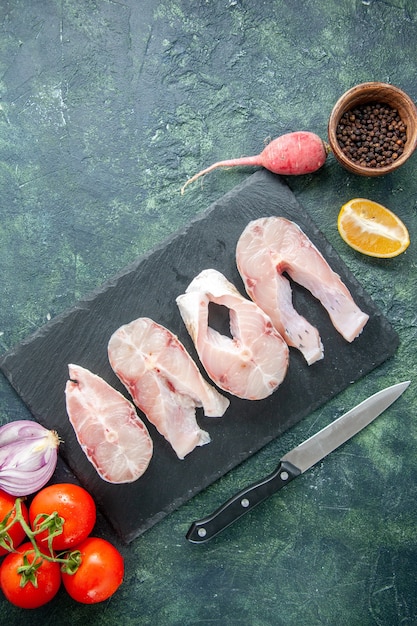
(236, 216), (369, 364)
(65, 364), (153, 483)
(176, 269), (289, 400)
(108, 317), (229, 460)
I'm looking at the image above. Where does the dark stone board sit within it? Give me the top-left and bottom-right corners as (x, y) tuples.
(0, 171), (399, 543)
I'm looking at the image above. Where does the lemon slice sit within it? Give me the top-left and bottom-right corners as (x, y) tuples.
(337, 198), (410, 258)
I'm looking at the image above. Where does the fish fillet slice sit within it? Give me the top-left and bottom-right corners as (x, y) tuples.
(236, 217), (369, 364)
(176, 269), (289, 400)
(65, 364), (153, 483)
(108, 318), (229, 460)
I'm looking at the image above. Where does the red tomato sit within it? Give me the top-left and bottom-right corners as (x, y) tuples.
(29, 483), (96, 551)
(62, 537), (124, 604)
(0, 541), (61, 609)
(0, 489), (29, 556)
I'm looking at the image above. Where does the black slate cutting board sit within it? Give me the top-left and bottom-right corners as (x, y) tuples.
(0, 171), (398, 543)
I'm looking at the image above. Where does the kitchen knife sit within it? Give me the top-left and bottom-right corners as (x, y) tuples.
(186, 380), (410, 543)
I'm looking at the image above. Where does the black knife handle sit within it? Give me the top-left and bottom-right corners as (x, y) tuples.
(186, 460), (301, 543)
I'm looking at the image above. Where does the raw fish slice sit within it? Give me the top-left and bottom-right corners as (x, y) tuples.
(65, 364), (153, 483)
(236, 217), (369, 364)
(237, 220), (323, 364)
(176, 269), (289, 400)
(108, 318), (229, 460)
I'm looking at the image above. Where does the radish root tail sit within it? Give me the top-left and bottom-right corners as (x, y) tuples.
(180, 156), (259, 194)
(181, 162), (232, 195)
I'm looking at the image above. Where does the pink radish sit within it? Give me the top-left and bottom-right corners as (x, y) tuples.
(181, 131), (329, 194)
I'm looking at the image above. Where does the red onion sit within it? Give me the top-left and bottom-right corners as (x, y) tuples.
(0, 420), (60, 496)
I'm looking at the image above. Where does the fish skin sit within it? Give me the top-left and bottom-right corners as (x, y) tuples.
(65, 364), (153, 483)
(108, 317), (229, 460)
(176, 269), (289, 400)
(236, 217), (369, 364)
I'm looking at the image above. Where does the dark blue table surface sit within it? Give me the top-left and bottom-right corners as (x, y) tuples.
(1, 1), (416, 624)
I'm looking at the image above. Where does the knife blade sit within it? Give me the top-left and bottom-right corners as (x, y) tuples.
(186, 380), (410, 543)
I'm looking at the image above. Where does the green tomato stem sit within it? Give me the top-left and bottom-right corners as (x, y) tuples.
(1, 498), (82, 583)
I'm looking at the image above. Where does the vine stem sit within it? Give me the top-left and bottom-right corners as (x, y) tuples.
(1, 498), (81, 583)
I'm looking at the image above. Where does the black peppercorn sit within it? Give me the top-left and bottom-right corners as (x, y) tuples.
(336, 102), (407, 168)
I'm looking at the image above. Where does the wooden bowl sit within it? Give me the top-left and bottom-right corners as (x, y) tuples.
(328, 82), (417, 176)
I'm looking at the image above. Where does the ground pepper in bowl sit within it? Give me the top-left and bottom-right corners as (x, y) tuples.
(336, 102), (407, 169)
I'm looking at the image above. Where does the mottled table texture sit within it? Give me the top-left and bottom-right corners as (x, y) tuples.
(1, 1), (416, 625)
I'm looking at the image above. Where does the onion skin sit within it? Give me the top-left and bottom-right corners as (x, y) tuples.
(0, 420), (60, 496)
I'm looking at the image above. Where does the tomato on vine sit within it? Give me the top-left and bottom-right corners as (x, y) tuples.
(0, 541), (61, 609)
(1, 483), (124, 608)
(62, 537), (124, 604)
(0, 489), (29, 556)
(29, 483), (96, 551)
